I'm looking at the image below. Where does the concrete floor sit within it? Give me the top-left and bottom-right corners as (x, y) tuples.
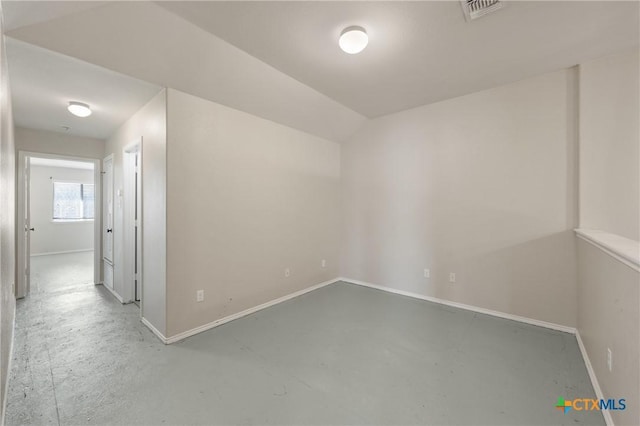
(6, 281), (604, 425)
(29, 252), (94, 294)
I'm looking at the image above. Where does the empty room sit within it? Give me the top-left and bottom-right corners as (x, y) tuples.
(0, 1), (637, 425)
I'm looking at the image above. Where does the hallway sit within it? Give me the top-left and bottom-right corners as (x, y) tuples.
(5, 283), (145, 425)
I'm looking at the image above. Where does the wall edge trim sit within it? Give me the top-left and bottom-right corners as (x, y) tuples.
(99, 282), (125, 304)
(340, 277), (577, 334)
(164, 277), (341, 344)
(575, 229), (640, 272)
(30, 249), (93, 257)
(141, 317), (168, 345)
(575, 330), (614, 426)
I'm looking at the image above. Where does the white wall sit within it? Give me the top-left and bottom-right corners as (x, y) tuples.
(341, 69), (579, 327)
(0, 8), (16, 421)
(15, 127), (104, 160)
(579, 48), (639, 241)
(577, 240), (638, 426)
(576, 48), (639, 426)
(29, 165), (94, 255)
(165, 88), (341, 338)
(105, 90), (166, 335)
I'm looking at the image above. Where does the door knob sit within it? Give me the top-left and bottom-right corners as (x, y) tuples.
(107, 228), (113, 233)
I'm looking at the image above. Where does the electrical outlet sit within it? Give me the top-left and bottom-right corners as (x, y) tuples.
(607, 348), (612, 372)
(196, 290), (204, 302)
(424, 268), (430, 278)
(285, 268), (290, 278)
(321, 259), (326, 268)
(449, 273), (456, 283)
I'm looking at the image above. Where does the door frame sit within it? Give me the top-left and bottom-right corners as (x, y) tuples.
(16, 150), (102, 298)
(122, 138), (143, 305)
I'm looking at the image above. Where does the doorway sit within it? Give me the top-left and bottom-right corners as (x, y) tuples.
(16, 152), (101, 298)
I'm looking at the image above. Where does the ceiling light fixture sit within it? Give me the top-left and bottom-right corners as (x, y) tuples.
(339, 26), (368, 54)
(67, 101), (92, 118)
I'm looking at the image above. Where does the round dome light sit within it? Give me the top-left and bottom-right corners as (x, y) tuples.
(339, 26), (368, 54)
(67, 101), (92, 118)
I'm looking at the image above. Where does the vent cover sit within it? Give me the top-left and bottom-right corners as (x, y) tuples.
(461, 0), (504, 21)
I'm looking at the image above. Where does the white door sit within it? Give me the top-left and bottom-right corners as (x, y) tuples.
(23, 156), (32, 295)
(103, 155), (114, 289)
(123, 143), (142, 304)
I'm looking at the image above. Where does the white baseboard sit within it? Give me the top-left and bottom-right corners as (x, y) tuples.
(2, 299), (16, 426)
(141, 317), (168, 344)
(134, 277), (611, 426)
(133, 277), (611, 426)
(340, 279), (619, 421)
(98, 282), (125, 304)
(576, 331), (614, 426)
(31, 249), (93, 257)
(340, 277), (577, 334)
(164, 278), (341, 344)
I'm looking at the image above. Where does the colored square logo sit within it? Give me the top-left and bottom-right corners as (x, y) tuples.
(556, 397), (572, 414)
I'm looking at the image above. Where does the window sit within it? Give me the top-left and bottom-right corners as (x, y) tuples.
(53, 182), (95, 220)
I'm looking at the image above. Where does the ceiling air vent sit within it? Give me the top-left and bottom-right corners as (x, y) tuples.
(461, 0), (504, 21)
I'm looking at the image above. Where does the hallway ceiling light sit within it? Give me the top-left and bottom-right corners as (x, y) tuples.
(67, 101), (92, 118)
(339, 26), (368, 54)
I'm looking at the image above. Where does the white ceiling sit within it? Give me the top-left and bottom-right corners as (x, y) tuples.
(157, 1), (640, 118)
(4, 1), (639, 141)
(6, 37), (162, 139)
(2, 1), (108, 32)
(30, 157), (94, 170)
